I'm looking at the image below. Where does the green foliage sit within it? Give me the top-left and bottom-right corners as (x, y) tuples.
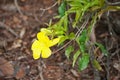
(95, 43), (108, 56)
(39, 0), (120, 71)
(68, 32), (75, 40)
(58, 1), (66, 17)
(65, 45), (74, 59)
(76, 30), (88, 55)
(66, 0), (102, 27)
(78, 53), (90, 71)
(93, 59), (103, 71)
(72, 50), (81, 67)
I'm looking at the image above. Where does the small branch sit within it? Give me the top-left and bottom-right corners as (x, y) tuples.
(104, 37), (111, 80)
(0, 21), (18, 37)
(75, 15), (90, 38)
(53, 40), (72, 54)
(14, 0), (23, 16)
(40, 2), (57, 17)
(14, 0), (29, 25)
(37, 60), (45, 80)
(53, 15), (90, 54)
(40, 2), (57, 11)
(88, 41), (101, 80)
(105, 0), (120, 6)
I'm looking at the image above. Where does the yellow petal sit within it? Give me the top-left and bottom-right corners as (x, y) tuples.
(31, 40), (42, 50)
(37, 32), (50, 42)
(41, 47), (51, 58)
(41, 28), (52, 34)
(49, 37), (60, 47)
(33, 50), (41, 59)
(37, 32), (52, 47)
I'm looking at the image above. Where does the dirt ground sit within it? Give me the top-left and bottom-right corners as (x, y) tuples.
(0, 0), (120, 80)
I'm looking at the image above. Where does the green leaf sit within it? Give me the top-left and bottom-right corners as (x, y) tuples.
(81, 3), (90, 19)
(69, 32), (75, 40)
(76, 30), (87, 45)
(77, 30), (87, 53)
(65, 45), (74, 59)
(67, 7), (79, 13)
(55, 30), (65, 35)
(58, 36), (68, 45)
(95, 43), (108, 56)
(80, 43), (86, 53)
(73, 10), (82, 27)
(58, 1), (66, 17)
(68, 1), (83, 7)
(63, 15), (68, 31)
(90, 0), (99, 6)
(93, 59), (103, 71)
(78, 54), (89, 71)
(79, 30), (87, 42)
(52, 24), (65, 35)
(72, 50), (81, 67)
(99, 0), (105, 7)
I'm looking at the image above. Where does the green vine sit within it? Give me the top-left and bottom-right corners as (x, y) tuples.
(31, 0), (120, 71)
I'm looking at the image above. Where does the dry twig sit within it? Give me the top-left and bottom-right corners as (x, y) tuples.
(35, 60), (45, 80)
(0, 21), (18, 37)
(88, 41), (101, 80)
(14, 0), (23, 16)
(39, 2), (57, 17)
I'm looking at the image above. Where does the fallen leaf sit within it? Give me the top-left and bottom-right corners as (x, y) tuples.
(14, 64), (29, 79)
(15, 67), (26, 79)
(8, 39), (22, 50)
(0, 58), (14, 77)
(1, 4), (17, 12)
(13, 16), (21, 24)
(70, 69), (79, 77)
(20, 28), (26, 38)
(113, 62), (120, 72)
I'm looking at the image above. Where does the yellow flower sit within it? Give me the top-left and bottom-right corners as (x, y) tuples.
(31, 30), (60, 59)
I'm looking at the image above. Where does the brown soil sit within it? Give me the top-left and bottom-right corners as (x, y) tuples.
(0, 0), (120, 80)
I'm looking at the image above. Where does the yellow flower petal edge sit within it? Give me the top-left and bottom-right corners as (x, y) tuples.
(41, 28), (52, 34)
(37, 32), (49, 43)
(31, 40), (41, 50)
(31, 29), (61, 60)
(49, 37), (60, 47)
(41, 47), (51, 58)
(33, 50), (41, 59)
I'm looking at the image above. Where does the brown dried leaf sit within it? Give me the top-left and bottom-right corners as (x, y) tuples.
(13, 16), (21, 24)
(21, 15), (28, 21)
(20, 28), (26, 38)
(8, 39), (22, 50)
(113, 62), (120, 72)
(14, 64), (29, 79)
(0, 40), (7, 48)
(70, 69), (79, 77)
(1, 4), (17, 12)
(0, 58), (14, 77)
(15, 67), (26, 79)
